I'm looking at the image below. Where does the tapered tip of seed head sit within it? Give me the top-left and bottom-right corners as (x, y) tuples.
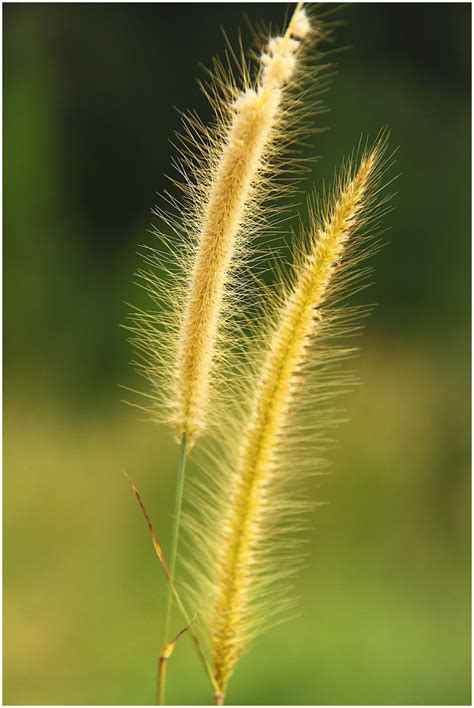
(359, 136), (389, 183)
(268, 37), (300, 55)
(263, 43), (297, 85)
(366, 151), (377, 171)
(290, 8), (311, 39)
(359, 151), (377, 179)
(260, 34), (301, 87)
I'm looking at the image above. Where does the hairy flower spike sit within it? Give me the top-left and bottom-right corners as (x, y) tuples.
(291, 6), (311, 39)
(125, 3), (395, 704)
(128, 4), (330, 445)
(183, 138), (393, 700)
(171, 5), (312, 443)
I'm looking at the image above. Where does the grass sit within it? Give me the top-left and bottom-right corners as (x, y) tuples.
(127, 12), (326, 697)
(4, 339), (469, 705)
(3, 3), (470, 706)
(127, 6), (396, 700)
(194, 144), (391, 701)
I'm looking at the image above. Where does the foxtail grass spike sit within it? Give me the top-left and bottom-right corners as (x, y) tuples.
(184, 136), (394, 701)
(127, 4), (331, 445)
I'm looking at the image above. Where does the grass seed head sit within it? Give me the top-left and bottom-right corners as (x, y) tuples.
(128, 4), (328, 445)
(183, 135), (394, 698)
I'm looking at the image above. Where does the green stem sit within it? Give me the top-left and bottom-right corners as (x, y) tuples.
(157, 435), (188, 705)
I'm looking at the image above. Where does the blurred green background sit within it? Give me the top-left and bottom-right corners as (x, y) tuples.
(4, 3), (470, 705)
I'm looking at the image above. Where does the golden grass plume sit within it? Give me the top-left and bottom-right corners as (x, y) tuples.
(127, 5), (332, 445)
(182, 136), (394, 701)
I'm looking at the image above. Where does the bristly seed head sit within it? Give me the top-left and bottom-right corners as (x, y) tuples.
(183, 135), (393, 698)
(127, 4), (329, 447)
(167, 4), (315, 444)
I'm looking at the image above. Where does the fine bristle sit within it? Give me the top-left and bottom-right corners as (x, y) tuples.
(182, 135), (394, 698)
(126, 4), (331, 445)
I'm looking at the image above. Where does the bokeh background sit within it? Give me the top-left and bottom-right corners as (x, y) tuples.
(4, 3), (471, 705)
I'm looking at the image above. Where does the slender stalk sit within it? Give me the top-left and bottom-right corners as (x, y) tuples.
(125, 470), (217, 698)
(157, 435), (188, 705)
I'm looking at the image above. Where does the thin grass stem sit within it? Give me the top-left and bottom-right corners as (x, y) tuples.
(125, 470), (217, 698)
(158, 434), (188, 705)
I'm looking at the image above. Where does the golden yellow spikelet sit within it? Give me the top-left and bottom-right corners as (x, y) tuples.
(183, 137), (394, 701)
(127, 5), (331, 445)
(172, 8), (307, 442)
